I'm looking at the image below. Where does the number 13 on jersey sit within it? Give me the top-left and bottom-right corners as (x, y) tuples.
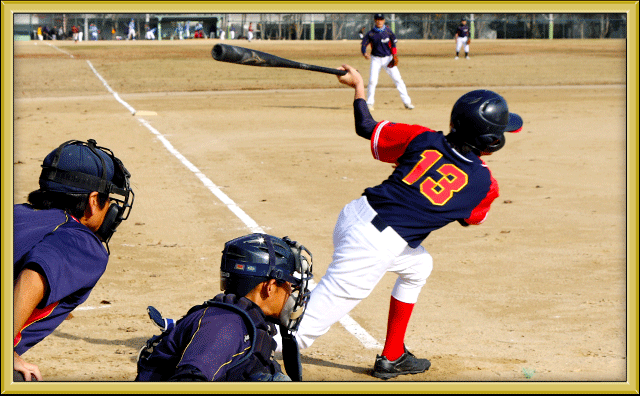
(402, 150), (469, 206)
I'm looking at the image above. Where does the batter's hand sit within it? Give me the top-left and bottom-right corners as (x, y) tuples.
(364, 53), (371, 60)
(337, 64), (365, 101)
(14, 352), (42, 381)
(337, 65), (363, 88)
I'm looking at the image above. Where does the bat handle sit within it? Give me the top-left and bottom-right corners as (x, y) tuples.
(306, 65), (347, 76)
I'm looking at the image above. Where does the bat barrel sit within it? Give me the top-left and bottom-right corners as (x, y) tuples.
(212, 43), (347, 76)
(212, 44), (242, 63)
(211, 44), (225, 60)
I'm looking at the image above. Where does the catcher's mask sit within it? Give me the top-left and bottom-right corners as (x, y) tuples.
(39, 139), (134, 250)
(220, 233), (313, 332)
(447, 89), (522, 155)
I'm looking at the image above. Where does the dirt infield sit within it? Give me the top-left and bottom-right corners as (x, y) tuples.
(9, 38), (631, 390)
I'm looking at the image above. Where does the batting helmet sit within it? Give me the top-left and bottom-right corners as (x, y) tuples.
(447, 90), (523, 155)
(38, 139), (134, 246)
(220, 233), (313, 331)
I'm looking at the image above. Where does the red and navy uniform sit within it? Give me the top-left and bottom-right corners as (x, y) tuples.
(456, 24), (470, 38)
(13, 204), (109, 354)
(361, 25), (397, 57)
(353, 98), (499, 248)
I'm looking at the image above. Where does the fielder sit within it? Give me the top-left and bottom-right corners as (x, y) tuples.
(455, 18), (471, 59)
(136, 234), (313, 381)
(361, 13), (414, 111)
(291, 64), (523, 379)
(13, 139), (134, 381)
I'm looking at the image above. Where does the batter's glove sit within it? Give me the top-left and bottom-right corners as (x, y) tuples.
(387, 55), (399, 68)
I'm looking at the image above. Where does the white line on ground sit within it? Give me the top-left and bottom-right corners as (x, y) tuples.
(44, 42), (74, 58)
(86, 60), (136, 115)
(85, 61), (381, 349)
(14, 84), (624, 104)
(75, 305), (111, 311)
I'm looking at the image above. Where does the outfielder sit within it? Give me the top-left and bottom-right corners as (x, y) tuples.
(136, 234), (313, 381)
(13, 139), (134, 381)
(455, 18), (471, 59)
(361, 13), (414, 111)
(292, 64), (523, 379)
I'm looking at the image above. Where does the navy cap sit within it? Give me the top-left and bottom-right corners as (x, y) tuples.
(374, 13), (385, 20)
(40, 142), (115, 194)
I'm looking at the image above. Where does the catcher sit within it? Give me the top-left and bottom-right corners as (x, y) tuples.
(135, 234), (313, 381)
(360, 13), (414, 111)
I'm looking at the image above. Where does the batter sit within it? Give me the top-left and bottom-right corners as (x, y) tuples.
(294, 64), (523, 379)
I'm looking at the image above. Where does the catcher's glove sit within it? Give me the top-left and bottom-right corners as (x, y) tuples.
(387, 55), (399, 68)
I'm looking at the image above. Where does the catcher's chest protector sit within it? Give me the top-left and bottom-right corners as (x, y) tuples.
(208, 295), (280, 381)
(136, 294), (279, 381)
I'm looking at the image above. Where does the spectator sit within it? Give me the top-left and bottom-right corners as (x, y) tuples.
(90, 23), (99, 41)
(71, 25), (79, 42)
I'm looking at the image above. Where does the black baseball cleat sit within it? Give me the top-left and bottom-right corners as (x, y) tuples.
(371, 347), (431, 380)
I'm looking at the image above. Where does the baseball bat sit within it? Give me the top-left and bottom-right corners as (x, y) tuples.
(212, 44), (347, 76)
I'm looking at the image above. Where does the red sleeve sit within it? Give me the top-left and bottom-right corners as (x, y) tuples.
(371, 121), (435, 163)
(465, 164), (499, 225)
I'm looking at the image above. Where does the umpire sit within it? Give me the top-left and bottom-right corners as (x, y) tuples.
(135, 233), (313, 381)
(14, 139), (134, 381)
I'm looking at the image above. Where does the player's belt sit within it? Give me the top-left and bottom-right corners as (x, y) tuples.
(371, 214), (388, 232)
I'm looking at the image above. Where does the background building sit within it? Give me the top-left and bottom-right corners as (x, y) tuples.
(13, 13), (627, 41)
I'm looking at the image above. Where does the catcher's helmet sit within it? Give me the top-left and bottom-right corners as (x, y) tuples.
(220, 233), (313, 331)
(39, 139), (134, 246)
(448, 90), (523, 155)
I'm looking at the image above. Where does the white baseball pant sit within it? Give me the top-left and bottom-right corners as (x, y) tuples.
(456, 36), (469, 53)
(294, 195), (433, 349)
(366, 55), (412, 107)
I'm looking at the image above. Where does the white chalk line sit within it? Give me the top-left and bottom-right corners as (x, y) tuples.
(86, 60), (136, 115)
(43, 42), (74, 58)
(75, 305), (111, 311)
(84, 61), (381, 349)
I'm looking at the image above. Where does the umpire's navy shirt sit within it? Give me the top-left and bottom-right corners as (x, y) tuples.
(13, 204), (109, 354)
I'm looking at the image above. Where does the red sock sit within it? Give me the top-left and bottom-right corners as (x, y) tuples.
(381, 296), (415, 361)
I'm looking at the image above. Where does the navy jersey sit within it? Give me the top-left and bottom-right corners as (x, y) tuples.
(136, 305), (252, 381)
(361, 25), (396, 57)
(136, 295), (283, 382)
(364, 121), (499, 248)
(456, 24), (470, 38)
(13, 204), (108, 354)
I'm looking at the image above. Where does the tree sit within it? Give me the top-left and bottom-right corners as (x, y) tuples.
(421, 14), (432, 39)
(600, 14), (611, 38)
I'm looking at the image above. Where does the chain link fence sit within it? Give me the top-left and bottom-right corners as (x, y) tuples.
(14, 13), (627, 41)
